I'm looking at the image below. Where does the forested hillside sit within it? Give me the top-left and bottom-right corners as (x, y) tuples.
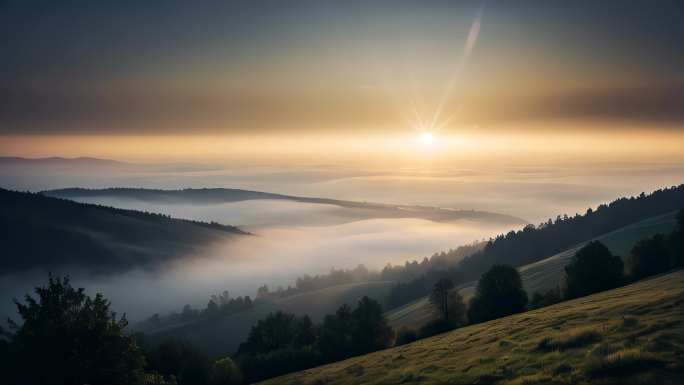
(0, 188), (247, 275)
(386, 185), (684, 308)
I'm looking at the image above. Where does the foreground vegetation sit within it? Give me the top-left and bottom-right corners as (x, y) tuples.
(262, 269), (684, 385)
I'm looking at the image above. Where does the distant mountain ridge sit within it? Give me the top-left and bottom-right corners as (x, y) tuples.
(43, 187), (528, 225)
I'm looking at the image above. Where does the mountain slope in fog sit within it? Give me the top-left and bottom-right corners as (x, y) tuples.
(44, 187), (528, 225)
(0, 188), (247, 275)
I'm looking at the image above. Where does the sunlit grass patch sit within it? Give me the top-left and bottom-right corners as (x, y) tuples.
(537, 326), (602, 350)
(585, 348), (666, 377)
(500, 372), (554, 385)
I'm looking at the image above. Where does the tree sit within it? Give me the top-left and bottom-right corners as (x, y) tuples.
(144, 339), (212, 385)
(429, 277), (466, 328)
(627, 233), (669, 278)
(317, 303), (353, 360)
(467, 264), (528, 324)
(350, 296), (394, 355)
(209, 357), (243, 385)
(564, 240), (624, 298)
(237, 311), (295, 355)
(667, 209), (684, 268)
(1, 274), (146, 385)
(292, 314), (315, 349)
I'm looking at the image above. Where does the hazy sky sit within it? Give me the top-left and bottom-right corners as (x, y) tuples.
(1, 0), (682, 138)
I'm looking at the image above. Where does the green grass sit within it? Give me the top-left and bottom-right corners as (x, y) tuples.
(261, 270), (684, 385)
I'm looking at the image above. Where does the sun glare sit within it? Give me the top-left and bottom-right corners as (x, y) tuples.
(419, 132), (435, 146)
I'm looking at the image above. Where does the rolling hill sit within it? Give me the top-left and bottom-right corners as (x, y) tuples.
(43, 187), (528, 225)
(0, 188), (247, 275)
(141, 281), (396, 357)
(262, 269), (684, 385)
(138, 210), (679, 356)
(386, 211), (680, 329)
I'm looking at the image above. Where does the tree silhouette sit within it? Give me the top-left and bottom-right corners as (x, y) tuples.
(627, 233), (669, 278)
(293, 314), (315, 349)
(1, 274), (146, 385)
(429, 277), (466, 327)
(350, 296), (395, 355)
(668, 209), (684, 267)
(467, 264), (528, 324)
(565, 240), (624, 299)
(237, 311), (295, 354)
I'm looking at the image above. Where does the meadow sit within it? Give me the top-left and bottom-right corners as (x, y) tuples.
(262, 270), (684, 385)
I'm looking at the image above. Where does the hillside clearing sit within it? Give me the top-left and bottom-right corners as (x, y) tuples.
(262, 270), (684, 385)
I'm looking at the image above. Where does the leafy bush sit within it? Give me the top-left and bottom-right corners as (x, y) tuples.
(0, 274), (146, 385)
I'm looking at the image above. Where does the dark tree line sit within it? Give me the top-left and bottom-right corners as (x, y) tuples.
(459, 186), (684, 284)
(381, 242), (484, 282)
(0, 188), (247, 276)
(136, 265), (376, 332)
(387, 186), (684, 309)
(529, 209), (684, 310)
(233, 296), (394, 383)
(627, 209), (684, 278)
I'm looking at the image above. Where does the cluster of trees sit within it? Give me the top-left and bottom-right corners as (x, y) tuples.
(0, 274), (247, 385)
(294, 265), (377, 293)
(142, 339), (242, 385)
(137, 265), (376, 332)
(386, 186), (684, 310)
(0, 188), (248, 277)
(529, 209), (684, 309)
(255, 265), (378, 302)
(459, 186), (684, 283)
(233, 296), (394, 383)
(0, 275), (147, 385)
(380, 242), (484, 282)
(397, 264), (528, 344)
(137, 293), (256, 331)
(405, 212), (684, 346)
(627, 210), (684, 279)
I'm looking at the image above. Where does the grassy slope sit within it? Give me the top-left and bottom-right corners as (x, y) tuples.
(263, 270), (684, 385)
(143, 281), (395, 357)
(386, 211), (678, 329)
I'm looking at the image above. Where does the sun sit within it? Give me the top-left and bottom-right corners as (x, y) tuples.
(419, 132), (435, 146)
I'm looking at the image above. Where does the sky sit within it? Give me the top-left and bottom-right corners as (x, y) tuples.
(0, 0), (683, 163)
